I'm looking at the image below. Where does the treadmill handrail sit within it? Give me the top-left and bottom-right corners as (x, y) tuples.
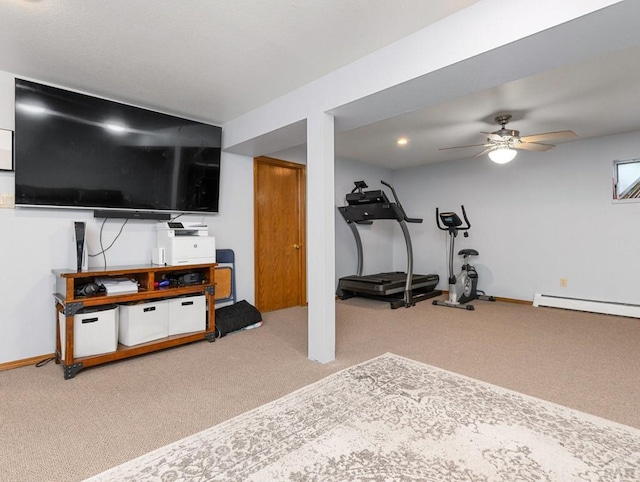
(380, 180), (422, 223)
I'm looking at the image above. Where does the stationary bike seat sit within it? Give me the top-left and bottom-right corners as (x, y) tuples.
(458, 249), (478, 256)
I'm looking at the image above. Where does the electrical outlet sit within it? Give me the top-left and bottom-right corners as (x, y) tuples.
(560, 278), (568, 287)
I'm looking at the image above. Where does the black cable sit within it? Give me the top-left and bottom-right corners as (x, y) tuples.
(99, 217), (107, 269)
(35, 357), (54, 367)
(88, 218), (129, 269)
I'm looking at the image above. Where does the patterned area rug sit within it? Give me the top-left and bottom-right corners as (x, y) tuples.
(87, 353), (640, 481)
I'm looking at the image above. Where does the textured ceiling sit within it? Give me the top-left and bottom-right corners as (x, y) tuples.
(334, 43), (640, 169)
(2, 1), (639, 170)
(0, 0), (477, 125)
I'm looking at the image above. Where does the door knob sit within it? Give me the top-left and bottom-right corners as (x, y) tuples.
(293, 244), (301, 249)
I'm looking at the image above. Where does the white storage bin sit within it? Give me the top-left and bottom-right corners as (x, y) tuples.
(167, 295), (206, 335)
(119, 299), (169, 346)
(59, 306), (119, 358)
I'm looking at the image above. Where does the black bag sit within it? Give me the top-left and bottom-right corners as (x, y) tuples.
(215, 300), (262, 338)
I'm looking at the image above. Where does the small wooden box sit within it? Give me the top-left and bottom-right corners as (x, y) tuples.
(215, 266), (232, 301)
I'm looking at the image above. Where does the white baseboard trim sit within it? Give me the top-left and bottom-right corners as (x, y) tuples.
(533, 293), (640, 318)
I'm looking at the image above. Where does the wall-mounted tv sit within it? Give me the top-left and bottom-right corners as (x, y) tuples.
(14, 79), (222, 216)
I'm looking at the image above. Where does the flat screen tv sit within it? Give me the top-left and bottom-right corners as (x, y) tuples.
(14, 78), (222, 216)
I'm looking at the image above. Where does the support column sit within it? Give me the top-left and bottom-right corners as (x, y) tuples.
(306, 111), (335, 363)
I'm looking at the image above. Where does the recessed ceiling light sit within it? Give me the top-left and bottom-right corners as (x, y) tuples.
(396, 137), (409, 146)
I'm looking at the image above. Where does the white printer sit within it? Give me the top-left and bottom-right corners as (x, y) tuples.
(154, 222), (216, 266)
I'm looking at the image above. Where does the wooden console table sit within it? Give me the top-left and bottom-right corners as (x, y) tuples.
(53, 263), (217, 379)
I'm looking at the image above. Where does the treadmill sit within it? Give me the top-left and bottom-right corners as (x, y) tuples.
(336, 180), (440, 309)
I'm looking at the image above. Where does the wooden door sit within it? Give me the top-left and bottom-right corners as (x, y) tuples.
(254, 156), (306, 312)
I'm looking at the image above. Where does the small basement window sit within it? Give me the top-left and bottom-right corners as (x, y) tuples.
(613, 158), (640, 201)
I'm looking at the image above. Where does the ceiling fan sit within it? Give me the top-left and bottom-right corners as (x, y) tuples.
(440, 114), (577, 163)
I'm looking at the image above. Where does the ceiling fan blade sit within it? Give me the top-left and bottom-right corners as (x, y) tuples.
(439, 143), (488, 151)
(515, 142), (554, 151)
(520, 130), (577, 143)
(472, 147), (494, 158)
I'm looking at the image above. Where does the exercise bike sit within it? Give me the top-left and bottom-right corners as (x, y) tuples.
(433, 206), (495, 310)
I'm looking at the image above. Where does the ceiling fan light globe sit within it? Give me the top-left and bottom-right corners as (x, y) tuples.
(488, 147), (517, 164)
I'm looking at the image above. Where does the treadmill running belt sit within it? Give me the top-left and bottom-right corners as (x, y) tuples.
(338, 272), (438, 296)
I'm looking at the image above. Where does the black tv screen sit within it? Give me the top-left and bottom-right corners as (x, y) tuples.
(14, 79), (222, 214)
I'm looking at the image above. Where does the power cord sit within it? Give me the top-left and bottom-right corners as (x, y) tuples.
(35, 357), (54, 367)
(88, 218), (129, 269)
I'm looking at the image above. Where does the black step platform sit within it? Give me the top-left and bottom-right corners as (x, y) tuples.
(337, 272), (441, 309)
(338, 272), (438, 296)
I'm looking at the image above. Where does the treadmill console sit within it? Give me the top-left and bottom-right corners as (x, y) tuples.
(346, 190), (390, 205)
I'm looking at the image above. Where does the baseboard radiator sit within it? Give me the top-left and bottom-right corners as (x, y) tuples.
(533, 293), (640, 318)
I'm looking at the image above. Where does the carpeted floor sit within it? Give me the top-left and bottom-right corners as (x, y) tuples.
(86, 353), (640, 481)
(1, 297), (639, 481)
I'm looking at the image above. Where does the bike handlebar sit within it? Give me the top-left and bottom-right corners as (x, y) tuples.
(460, 205), (471, 229)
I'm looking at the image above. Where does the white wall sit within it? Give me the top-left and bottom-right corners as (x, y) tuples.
(0, 71), (255, 364)
(391, 131), (640, 304)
